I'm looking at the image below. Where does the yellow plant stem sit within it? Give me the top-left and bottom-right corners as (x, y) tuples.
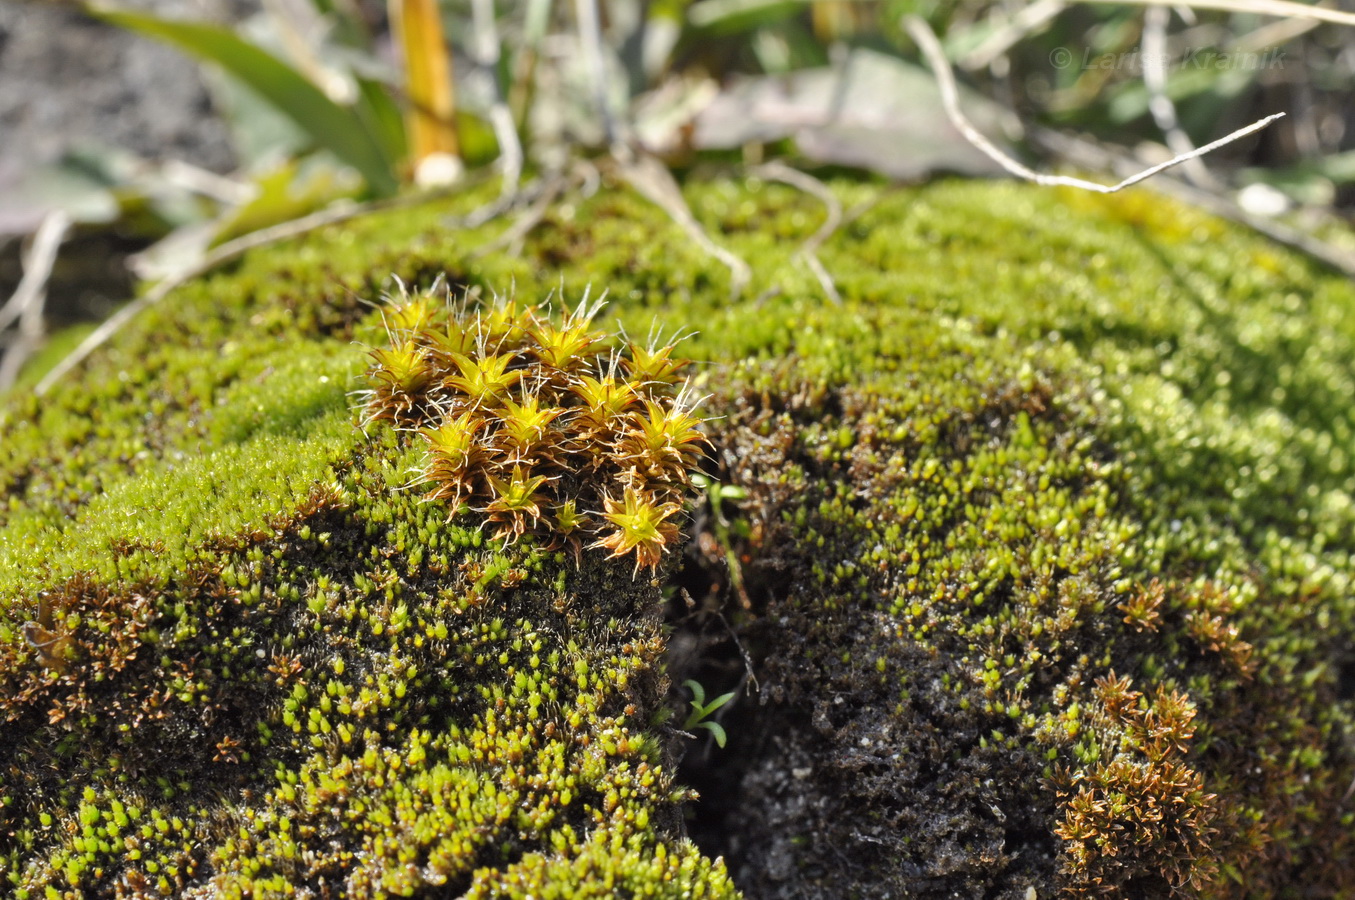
(391, 0), (461, 184)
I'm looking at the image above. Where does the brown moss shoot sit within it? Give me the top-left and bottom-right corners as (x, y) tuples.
(362, 281), (708, 574)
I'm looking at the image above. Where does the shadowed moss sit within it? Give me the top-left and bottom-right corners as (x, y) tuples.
(1, 174), (1354, 898)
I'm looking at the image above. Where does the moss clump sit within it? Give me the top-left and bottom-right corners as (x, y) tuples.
(363, 282), (705, 570)
(675, 183), (1355, 898)
(1, 173), (1354, 898)
(0, 178), (732, 896)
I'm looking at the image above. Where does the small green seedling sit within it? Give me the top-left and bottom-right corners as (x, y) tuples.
(682, 679), (736, 748)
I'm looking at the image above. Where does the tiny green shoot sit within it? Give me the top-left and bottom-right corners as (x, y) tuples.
(682, 679), (736, 748)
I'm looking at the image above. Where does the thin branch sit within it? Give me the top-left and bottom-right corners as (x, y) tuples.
(1230, 13), (1320, 52)
(1141, 4), (1216, 188)
(262, 0), (353, 103)
(715, 609), (760, 695)
(471, 174), (569, 258)
(161, 159), (257, 206)
(0, 279), (47, 391)
(1079, 0), (1355, 29)
(0, 211), (69, 390)
(960, 0), (1067, 71)
(574, 0), (616, 146)
(0, 212), (69, 337)
(904, 15), (1284, 194)
(471, 0), (525, 197)
(509, 0), (553, 131)
(618, 150), (751, 297)
(33, 197), (410, 396)
(453, 174), (556, 230)
(1028, 124), (1355, 280)
(753, 162), (843, 304)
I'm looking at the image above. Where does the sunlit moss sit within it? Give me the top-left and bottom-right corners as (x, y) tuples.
(2, 174), (1355, 898)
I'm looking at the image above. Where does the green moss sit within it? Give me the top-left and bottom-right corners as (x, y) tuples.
(2, 174), (1355, 897)
(0, 341), (358, 597)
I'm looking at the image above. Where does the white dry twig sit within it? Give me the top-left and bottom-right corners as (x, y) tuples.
(575, 0), (616, 147)
(960, 0), (1068, 72)
(1029, 124), (1355, 279)
(1080, 0), (1355, 29)
(0, 212), (69, 336)
(904, 15), (1284, 195)
(1141, 4), (1217, 188)
(262, 0), (355, 103)
(1230, 14), (1320, 53)
(471, 173), (569, 258)
(454, 173), (555, 231)
(471, 0), (525, 198)
(753, 162), (843, 304)
(33, 198), (408, 396)
(618, 150), (751, 297)
(0, 211), (70, 391)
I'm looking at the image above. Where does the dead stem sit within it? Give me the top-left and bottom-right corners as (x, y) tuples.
(753, 161), (844, 305)
(33, 195), (430, 397)
(904, 15), (1284, 195)
(1, 211), (70, 391)
(617, 150), (751, 298)
(471, 174), (569, 258)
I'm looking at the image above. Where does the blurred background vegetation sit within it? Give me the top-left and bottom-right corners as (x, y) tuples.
(3, 0), (1355, 388)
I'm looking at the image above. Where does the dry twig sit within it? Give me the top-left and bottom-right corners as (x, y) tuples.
(1, 211), (70, 391)
(960, 0), (1068, 71)
(618, 150), (751, 297)
(471, 174), (569, 258)
(1029, 125), (1355, 279)
(905, 15), (1284, 195)
(753, 162), (844, 304)
(1141, 4), (1217, 188)
(575, 0), (616, 146)
(34, 199), (399, 396)
(1081, 0), (1355, 29)
(471, 0), (524, 197)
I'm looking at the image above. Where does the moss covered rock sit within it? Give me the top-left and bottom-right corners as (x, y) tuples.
(2, 175), (1355, 898)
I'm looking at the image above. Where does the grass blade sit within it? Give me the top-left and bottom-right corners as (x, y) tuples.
(89, 5), (399, 196)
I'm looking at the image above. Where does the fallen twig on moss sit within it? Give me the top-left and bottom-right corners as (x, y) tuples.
(0, 211), (70, 391)
(617, 150), (751, 298)
(754, 161), (844, 305)
(905, 15), (1285, 195)
(470, 174), (569, 258)
(1028, 125), (1355, 280)
(33, 197), (421, 396)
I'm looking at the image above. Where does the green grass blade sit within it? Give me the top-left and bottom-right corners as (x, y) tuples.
(687, 0), (803, 36)
(354, 75), (409, 164)
(88, 5), (399, 196)
(701, 721), (728, 748)
(706, 690), (737, 715)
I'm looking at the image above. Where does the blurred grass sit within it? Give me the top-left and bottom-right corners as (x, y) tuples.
(78, 1), (1355, 208)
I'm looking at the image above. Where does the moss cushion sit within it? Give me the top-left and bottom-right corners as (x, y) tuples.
(3, 176), (1354, 898)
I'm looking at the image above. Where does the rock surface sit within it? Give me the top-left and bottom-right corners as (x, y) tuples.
(0, 0), (248, 186)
